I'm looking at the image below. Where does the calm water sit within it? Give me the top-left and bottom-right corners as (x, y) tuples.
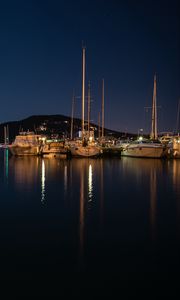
(0, 149), (180, 295)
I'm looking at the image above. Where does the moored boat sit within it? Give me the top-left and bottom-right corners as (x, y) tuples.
(41, 139), (67, 157)
(121, 138), (166, 158)
(121, 75), (166, 158)
(70, 142), (101, 157)
(8, 131), (44, 156)
(69, 47), (101, 158)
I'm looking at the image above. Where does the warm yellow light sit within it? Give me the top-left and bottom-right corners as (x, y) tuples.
(41, 159), (45, 203)
(64, 165), (67, 192)
(88, 164), (93, 201)
(40, 137), (46, 143)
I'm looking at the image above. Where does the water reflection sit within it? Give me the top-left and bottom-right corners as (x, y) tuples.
(172, 160), (180, 196)
(69, 159), (94, 267)
(41, 158), (69, 204)
(121, 157), (163, 241)
(8, 155), (72, 203)
(88, 164), (93, 202)
(149, 167), (157, 241)
(67, 158), (104, 268)
(64, 164), (67, 195)
(4, 148), (9, 179)
(79, 163), (85, 266)
(172, 160), (180, 231)
(41, 159), (45, 203)
(9, 156), (40, 189)
(100, 159), (104, 228)
(2, 153), (180, 283)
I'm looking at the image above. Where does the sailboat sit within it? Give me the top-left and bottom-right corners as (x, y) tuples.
(121, 75), (166, 158)
(70, 47), (101, 157)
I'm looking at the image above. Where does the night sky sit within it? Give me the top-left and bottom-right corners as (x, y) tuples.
(0, 0), (179, 134)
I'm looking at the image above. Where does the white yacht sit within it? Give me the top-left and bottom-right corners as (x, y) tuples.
(121, 138), (166, 158)
(121, 75), (166, 158)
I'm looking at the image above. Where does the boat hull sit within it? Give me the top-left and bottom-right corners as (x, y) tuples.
(121, 144), (165, 158)
(8, 145), (40, 156)
(41, 142), (67, 157)
(8, 131), (44, 156)
(70, 145), (101, 157)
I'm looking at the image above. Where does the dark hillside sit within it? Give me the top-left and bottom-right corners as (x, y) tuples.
(0, 114), (136, 143)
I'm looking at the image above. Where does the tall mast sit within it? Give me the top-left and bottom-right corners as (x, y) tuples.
(150, 74), (157, 140)
(70, 92), (75, 140)
(98, 112), (101, 140)
(101, 78), (104, 139)
(87, 81), (91, 138)
(4, 126), (7, 146)
(82, 47), (85, 140)
(176, 99), (180, 134)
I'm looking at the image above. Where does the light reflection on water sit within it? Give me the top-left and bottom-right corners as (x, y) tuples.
(172, 159), (180, 233)
(1, 150), (180, 289)
(41, 159), (45, 203)
(121, 158), (162, 237)
(4, 148), (9, 179)
(172, 159), (180, 196)
(4, 154), (180, 232)
(8, 155), (40, 189)
(79, 161), (85, 267)
(64, 164), (67, 195)
(88, 164), (93, 202)
(149, 165), (157, 241)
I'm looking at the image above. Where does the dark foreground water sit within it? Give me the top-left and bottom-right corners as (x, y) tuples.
(0, 149), (180, 296)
